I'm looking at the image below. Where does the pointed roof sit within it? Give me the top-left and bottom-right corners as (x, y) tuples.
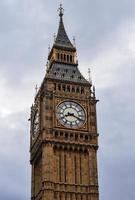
(54, 4), (76, 51)
(45, 62), (89, 85)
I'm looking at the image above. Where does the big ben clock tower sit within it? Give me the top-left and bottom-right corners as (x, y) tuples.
(30, 4), (99, 200)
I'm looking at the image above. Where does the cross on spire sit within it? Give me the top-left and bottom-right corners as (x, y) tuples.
(73, 36), (76, 47)
(54, 33), (56, 42)
(58, 3), (64, 17)
(35, 84), (38, 95)
(88, 68), (92, 84)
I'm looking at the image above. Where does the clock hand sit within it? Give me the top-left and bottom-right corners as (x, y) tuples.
(65, 112), (74, 117)
(72, 114), (84, 121)
(65, 113), (84, 121)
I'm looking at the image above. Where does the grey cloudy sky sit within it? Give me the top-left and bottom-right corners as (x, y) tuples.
(0, 0), (135, 199)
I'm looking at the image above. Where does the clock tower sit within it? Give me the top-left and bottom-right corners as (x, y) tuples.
(30, 4), (99, 200)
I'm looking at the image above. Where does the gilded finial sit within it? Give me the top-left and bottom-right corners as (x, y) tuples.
(46, 61), (49, 72)
(88, 68), (92, 85)
(73, 36), (76, 47)
(35, 85), (38, 96)
(58, 3), (64, 17)
(93, 85), (95, 98)
(48, 45), (50, 55)
(54, 33), (56, 43)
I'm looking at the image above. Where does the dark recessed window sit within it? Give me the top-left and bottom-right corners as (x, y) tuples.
(64, 69), (68, 73)
(55, 131), (58, 137)
(67, 55), (69, 62)
(54, 84), (56, 90)
(58, 84), (61, 90)
(60, 132), (63, 136)
(67, 85), (70, 92)
(70, 55), (72, 62)
(81, 87), (84, 94)
(80, 134), (83, 139)
(61, 54), (63, 60)
(62, 85), (66, 91)
(85, 135), (88, 141)
(71, 75), (74, 79)
(72, 87), (75, 92)
(75, 134), (78, 140)
(76, 87), (80, 93)
(65, 133), (68, 139)
(64, 54), (66, 61)
(70, 133), (73, 138)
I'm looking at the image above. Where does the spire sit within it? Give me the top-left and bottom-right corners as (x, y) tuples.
(54, 4), (75, 50)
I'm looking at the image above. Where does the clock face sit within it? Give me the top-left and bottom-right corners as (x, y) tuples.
(56, 101), (86, 128)
(32, 110), (39, 138)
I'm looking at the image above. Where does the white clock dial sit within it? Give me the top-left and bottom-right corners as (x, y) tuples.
(56, 101), (86, 128)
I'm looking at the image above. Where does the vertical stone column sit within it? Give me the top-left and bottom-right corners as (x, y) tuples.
(81, 152), (89, 184)
(88, 148), (99, 200)
(67, 151), (73, 184)
(62, 192), (65, 200)
(93, 149), (98, 185)
(77, 193), (81, 200)
(54, 150), (59, 183)
(42, 143), (54, 200)
(41, 97), (46, 129)
(31, 165), (35, 199)
(72, 193), (76, 200)
(67, 193), (70, 200)
(79, 153), (82, 184)
(88, 148), (94, 185)
(76, 152), (80, 185)
(82, 194), (86, 200)
(61, 150), (65, 182)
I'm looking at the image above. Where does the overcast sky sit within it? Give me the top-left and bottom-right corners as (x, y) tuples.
(0, 0), (135, 199)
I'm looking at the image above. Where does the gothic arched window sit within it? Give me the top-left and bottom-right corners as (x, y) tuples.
(76, 87), (80, 93)
(70, 55), (72, 62)
(64, 54), (66, 61)
(67, 55), (69, 62)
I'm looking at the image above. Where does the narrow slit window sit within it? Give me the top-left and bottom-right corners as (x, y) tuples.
(67, 55), (69, 62)
(70, 55), (72, 62)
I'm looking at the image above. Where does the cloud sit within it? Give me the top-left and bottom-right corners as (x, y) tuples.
(0, 111), (30, 199)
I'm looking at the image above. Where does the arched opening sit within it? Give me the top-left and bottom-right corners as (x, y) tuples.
(65, 133), (68, 139)
(58, 84), (61, 90)
(60, 132), (63, 136)
(76, 87), (80, 93)
(55, 131), (58, 137)
(81, 87), (84, 94)
(67, 55), (69, 62)
(61, 54), (63, 61)
(64, 54), (66, 61)
(62, 85), (66, 91)
(67, 85), (70, 92)
(85, 135), (88, 141)
(70, 55), (72, 62)
(72, 87), (75, 93)
(75, 134), (78, 140)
